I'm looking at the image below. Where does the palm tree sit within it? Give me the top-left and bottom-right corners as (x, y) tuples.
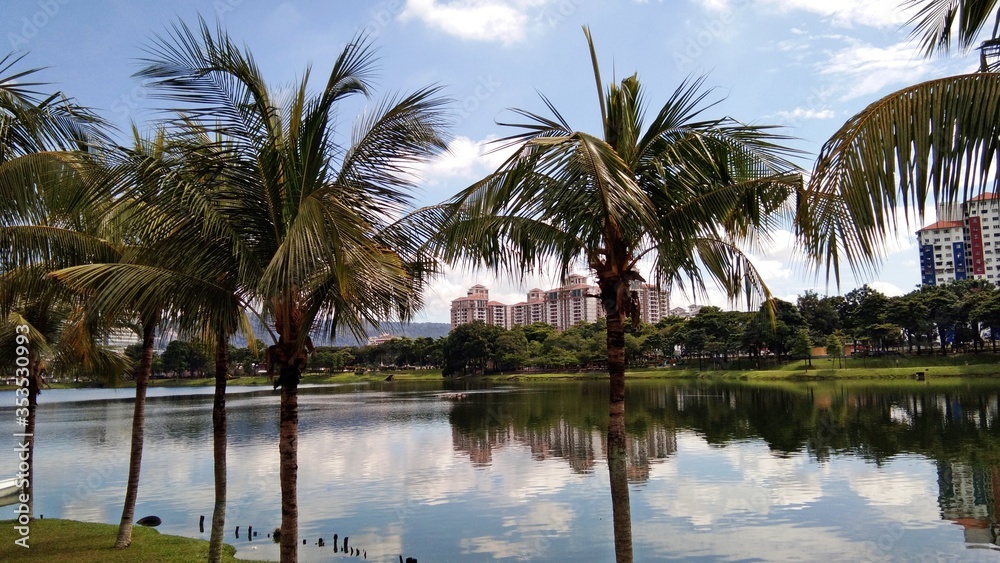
(130, 19), (448, 562)
(50, 129), (251, 555)
(806, 2), (1000, 268)
(0, 53), (112, 521)
(905, 0), (1000, 65)
(418, 27), (801, 562)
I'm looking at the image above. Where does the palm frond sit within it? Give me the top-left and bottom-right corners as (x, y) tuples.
(804, 72), (1000, 281)
(906, 0), (1000, 57)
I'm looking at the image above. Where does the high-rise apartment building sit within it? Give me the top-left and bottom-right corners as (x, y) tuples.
(451, 275), (672, 332)
(449, 284), (509, 329)
(918, 193), (1000, 287)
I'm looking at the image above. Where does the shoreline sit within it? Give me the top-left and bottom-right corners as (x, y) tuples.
(8, 359), (999, 392)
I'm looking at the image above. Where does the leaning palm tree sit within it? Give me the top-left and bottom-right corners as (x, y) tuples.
(416, 27), (801, 562)
(53, 129), (254, 559)
(0, 53), (112, 520)
(50, 128), (255, 555)
(805, 1), (1000, 277)
(131, 19), (448, 562)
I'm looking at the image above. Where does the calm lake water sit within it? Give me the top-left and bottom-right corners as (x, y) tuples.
(4, 378), (1000, 562)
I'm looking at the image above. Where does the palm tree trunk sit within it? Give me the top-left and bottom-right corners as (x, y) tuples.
(608, 409), (633, 563)
(279, 366), (299, 563)
(115, 320), (155, 548)
(606, 311), (626, 417)
(209, 332), (228, 563)
(23, 358), (40, 520)
(602, 278), (632, 561)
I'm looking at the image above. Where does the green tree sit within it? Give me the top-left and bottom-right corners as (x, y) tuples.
(124, 21), (448, 562)
(838, 285), (889, 353)
(886, 292), (932, 353)
(790, 327), (813, 367)
(797, 290), (842, 343)
(825, 333), (844, 368)
(972, 290), (1000, 351)
(495, 329), (528, 371)
(421, 26), (896, 562)
(745, 299), (805, 363)
(443, 321), (506, 375)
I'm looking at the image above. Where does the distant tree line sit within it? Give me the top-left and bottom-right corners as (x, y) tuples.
(144, 279), (1000, 378)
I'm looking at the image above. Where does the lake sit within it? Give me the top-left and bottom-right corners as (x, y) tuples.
(4, 378), (1000, 561)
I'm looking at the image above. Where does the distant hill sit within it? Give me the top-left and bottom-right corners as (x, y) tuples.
(325, 322), (451, 346)
(231, 320), (450, 348)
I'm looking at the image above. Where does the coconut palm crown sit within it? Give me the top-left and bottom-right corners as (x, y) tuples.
(421, 27), (802, 412)
(123, 19), (449, 562)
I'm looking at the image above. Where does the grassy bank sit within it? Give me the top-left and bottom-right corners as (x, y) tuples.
(488, 355), (1000, 382)
(11, 354), (1000, 392)
(0, 519), (269, 562)
(26, 369), (445, 390)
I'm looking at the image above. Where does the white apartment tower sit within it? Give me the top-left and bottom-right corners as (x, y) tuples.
(450, 284), (509, 329)
(918, 193), (1000, 287)
(452, 275), (670, 332)
(632, 282), (671, 324)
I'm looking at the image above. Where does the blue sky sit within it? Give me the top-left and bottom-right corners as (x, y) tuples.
(5, 0), (982, 323)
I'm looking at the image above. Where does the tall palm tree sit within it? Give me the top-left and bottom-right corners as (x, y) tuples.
(130, 19), (448, 562)
(0, 53), (112, 521)
(424, 25), (799, 424)
(50, 129), (250, 555)
(417, 27), (801, 562)
(806, 2), (1000, 265)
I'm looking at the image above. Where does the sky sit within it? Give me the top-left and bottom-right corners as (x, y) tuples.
(4, 0), (983, 323)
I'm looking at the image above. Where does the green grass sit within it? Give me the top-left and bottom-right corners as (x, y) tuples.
(483, 355), (1000, 382)
(19, 369), (446, 391)
(9, 354), (1000, 392)
(0, 519), (270, 562)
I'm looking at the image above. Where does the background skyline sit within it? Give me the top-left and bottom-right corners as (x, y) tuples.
(5, 0), (981, 323)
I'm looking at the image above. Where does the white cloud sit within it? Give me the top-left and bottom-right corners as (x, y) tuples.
(761, 0), (914, 28)
(702, 0), (914, 28)
(774, 107), (836, 121)
(416, 135), (513, 183)
(821, 39), (938, 100)
(400, 0), (553, 45)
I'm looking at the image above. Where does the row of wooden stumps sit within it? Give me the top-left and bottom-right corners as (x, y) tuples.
(199, 515), (417, 561)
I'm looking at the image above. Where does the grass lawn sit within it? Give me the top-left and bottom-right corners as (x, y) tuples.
(8, 354), (1000, 392)
(0, 519), (270, 562)
(24, 369), (445, 391)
